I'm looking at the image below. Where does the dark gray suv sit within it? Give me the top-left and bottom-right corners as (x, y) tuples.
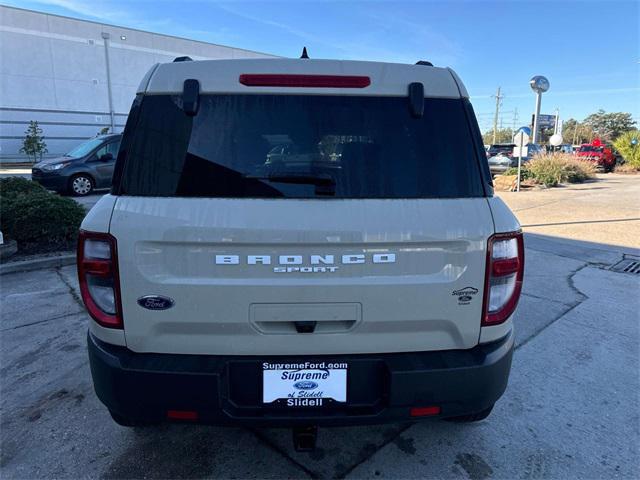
(31, 134), (121, 196)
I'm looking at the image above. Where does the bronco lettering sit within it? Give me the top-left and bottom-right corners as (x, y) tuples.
(216, 253), (396, 266)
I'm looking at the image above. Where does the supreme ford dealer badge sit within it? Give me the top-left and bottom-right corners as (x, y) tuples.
(262, 361), (347, 406)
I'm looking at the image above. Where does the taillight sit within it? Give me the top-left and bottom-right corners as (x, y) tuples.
(482, 232), (524, 326)
(239, 74), (371, 88)
(77, 230), (123, 329)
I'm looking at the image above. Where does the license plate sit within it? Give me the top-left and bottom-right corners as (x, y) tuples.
(262, 361), (347, 407)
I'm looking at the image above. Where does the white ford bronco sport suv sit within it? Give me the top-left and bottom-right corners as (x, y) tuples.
(78, 56), (523, 449)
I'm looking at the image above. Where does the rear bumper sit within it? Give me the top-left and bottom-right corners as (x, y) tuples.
(88, 330), (514, 427)
(489, 164), (510, 175)
(489, 159), (529, 175)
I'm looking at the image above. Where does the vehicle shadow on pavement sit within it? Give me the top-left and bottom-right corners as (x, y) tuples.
(102, 424), (301, 479)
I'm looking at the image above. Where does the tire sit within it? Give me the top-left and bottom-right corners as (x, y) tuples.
(445, 405), (494, 423)
(109, 410), (158, 428)
(69, 174), (94, 196)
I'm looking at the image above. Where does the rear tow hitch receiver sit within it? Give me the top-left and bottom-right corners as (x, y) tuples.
(293, 425), (318, 452)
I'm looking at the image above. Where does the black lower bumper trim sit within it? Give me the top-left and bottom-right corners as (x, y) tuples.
(88, 331), (513, 427)
(31, 174), (68, 191)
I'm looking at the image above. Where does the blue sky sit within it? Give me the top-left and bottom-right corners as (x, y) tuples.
(6, 0), (640, 133)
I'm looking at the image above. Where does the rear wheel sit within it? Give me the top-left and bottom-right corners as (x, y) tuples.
(69, 174), (94, 196)
(445, 405), (494, 423)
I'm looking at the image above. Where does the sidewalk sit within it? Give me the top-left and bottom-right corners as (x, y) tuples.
(0, 167), (31, 177)
(497, 173), (640, 250)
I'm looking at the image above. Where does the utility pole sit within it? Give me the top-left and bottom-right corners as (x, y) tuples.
(492, 87), (504, 144)
(512, 107), (519, 130)
(101, 32), (115, 133)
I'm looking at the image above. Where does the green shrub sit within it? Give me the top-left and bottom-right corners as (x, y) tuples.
(527, 157), (566, 186)
(526, 153), (596, 187)
(563, 158), (598, 183)
(503, 165), (533, 180)
(615, 163), (640, 173)
(613, 131), (640, 168)
(0, 176), (47, 198)
(1, 178), (85, 253)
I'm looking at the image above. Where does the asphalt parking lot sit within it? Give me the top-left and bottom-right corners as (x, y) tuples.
(1, 175), (639, 479)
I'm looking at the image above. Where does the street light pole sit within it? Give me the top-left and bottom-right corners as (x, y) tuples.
(529, 76), (550, 145)
(532, 92), (542, 144)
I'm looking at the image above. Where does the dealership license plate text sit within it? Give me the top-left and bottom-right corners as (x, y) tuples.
(262, 361), (347, 407)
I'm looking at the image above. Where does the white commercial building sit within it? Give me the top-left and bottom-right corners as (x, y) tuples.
(0, 5), (275, 162)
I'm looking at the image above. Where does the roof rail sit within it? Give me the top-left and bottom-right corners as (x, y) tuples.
(173, 56), (193, 62)
(415, 60), (433, 66)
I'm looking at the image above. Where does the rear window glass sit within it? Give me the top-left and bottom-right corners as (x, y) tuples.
(115, 94), (485, 198)
(488, 145), (515, 154)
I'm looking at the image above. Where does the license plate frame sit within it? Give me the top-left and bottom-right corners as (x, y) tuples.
(262, 361), (348, 407)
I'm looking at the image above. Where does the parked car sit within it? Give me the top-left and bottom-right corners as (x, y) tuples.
(78, 57), (522, 450)
(486, 143), (516, 158)
(31, 134), (122, 196)
(559, 144), (574, 154)
(487, 143), (543, 175)
(264, 144), (325, 168)
(576, 140), (616, 172)
(546, 144), (573, 154)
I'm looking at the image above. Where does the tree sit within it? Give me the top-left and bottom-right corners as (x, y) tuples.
(562, 118), (594, 145)
(19, 121), (48, 163)
(97, 126), (110, 136)
(613, 131), (640, 168)
(482, 128), (514, 145)
(583, 110), (636, 141)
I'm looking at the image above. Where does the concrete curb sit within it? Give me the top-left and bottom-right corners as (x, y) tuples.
(0, 254), (76, 275)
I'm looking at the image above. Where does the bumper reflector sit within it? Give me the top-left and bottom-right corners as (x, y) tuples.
(410, 406), (441, 417)
(167, 410), (198, 420)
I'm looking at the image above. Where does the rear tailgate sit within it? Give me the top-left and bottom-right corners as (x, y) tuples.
(111, 197), (493, 355)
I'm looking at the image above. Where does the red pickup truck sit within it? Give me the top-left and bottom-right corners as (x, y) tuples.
(576, 139), (616, 172)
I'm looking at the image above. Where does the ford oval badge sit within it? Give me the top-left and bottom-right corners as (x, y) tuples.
(137, 295), (174, 310)
(293, 381), (318, 390)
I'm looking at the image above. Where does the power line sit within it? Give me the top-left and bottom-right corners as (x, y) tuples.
(475, 110), (514, 117)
